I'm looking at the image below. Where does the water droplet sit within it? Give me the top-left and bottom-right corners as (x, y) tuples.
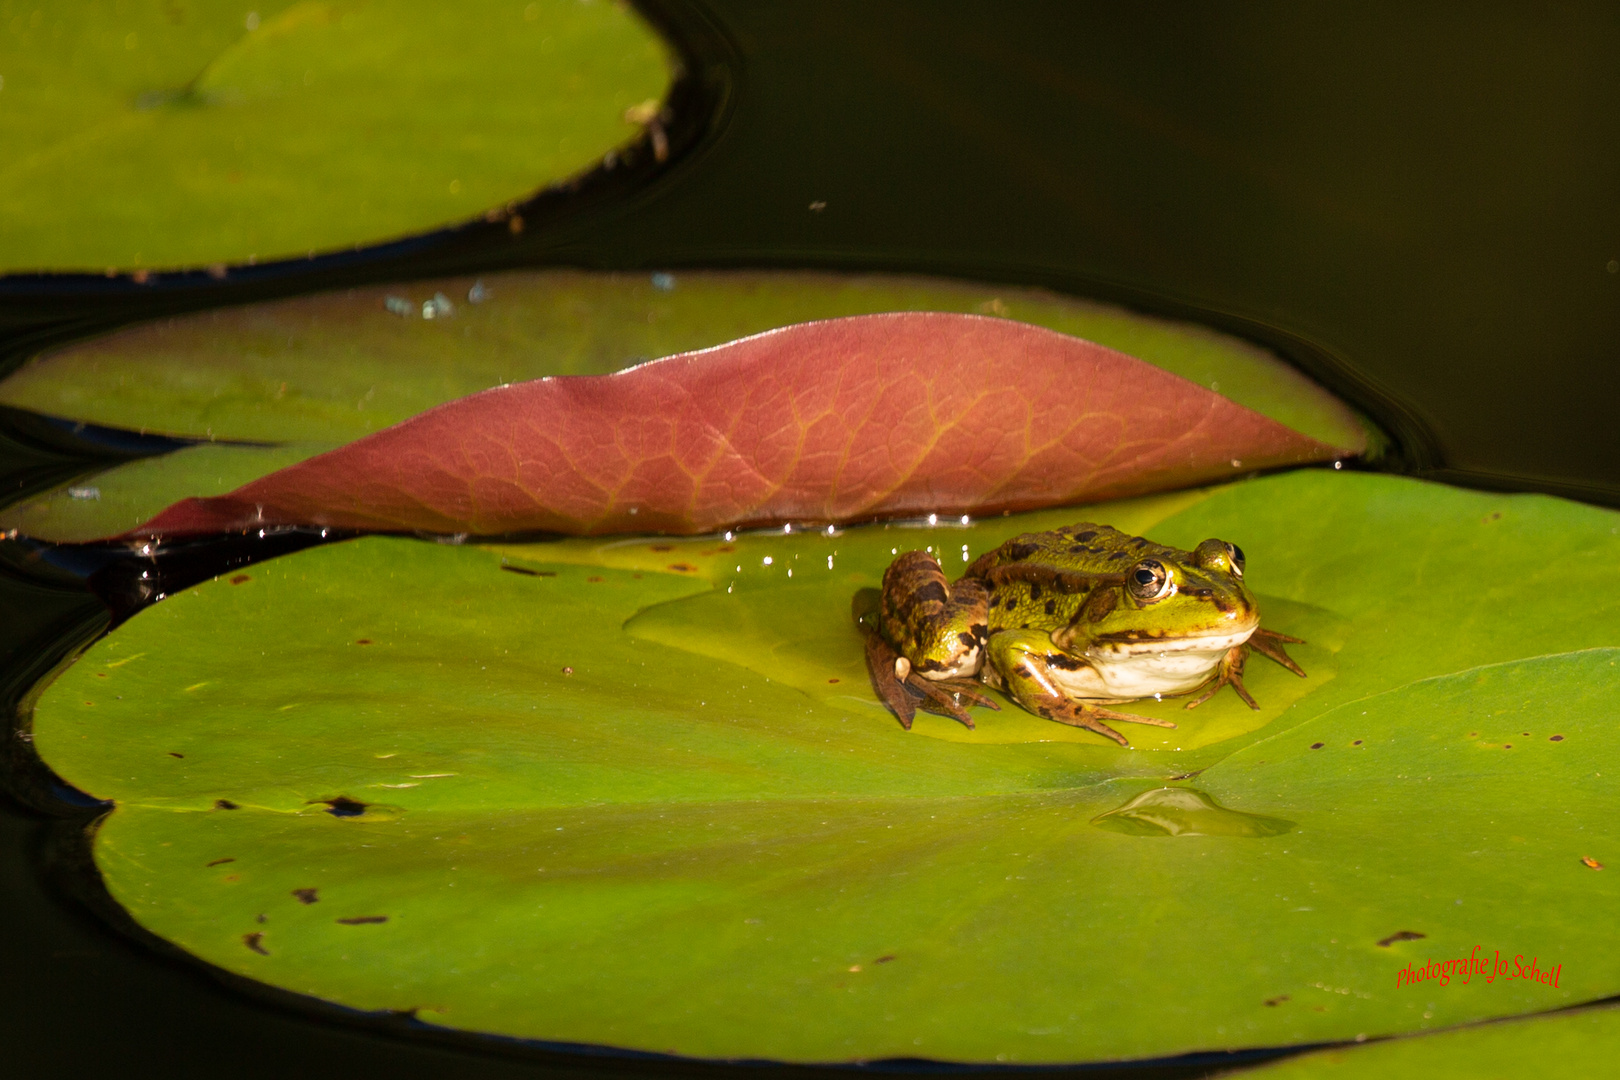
(1092, 787), (1293, 838)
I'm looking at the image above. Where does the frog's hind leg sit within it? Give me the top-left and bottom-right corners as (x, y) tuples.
(862, 550), (998, 729)
(1248, 627), (1307, 677)
(859, 628), (997, 730)
(987, 630), (1174, 747)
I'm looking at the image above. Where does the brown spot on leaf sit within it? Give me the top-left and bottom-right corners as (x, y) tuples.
(316, 796), (368, 817)
(336, 915), (389, 925)
(1263, 995), (1290, 1007)
(168, 751), (184, 758)
(667, 563), (697, 573)
(230, 574), (251, 584)
(243, 932), (269, 955)
(827, 677), (840, 683)
(1310, 742), (1324, 750)
(1377, 930), (1426, 947)
(587, 576), (603, 583)
(874, 955), (897, 964)
(355, 639), (372, 645)
(1582, 856), (1604, 870)
(213, 799), (238, 810)
(206, 857), (235, 868)
(1550, 734), (1565, 742)
(292, 888), (319, 904)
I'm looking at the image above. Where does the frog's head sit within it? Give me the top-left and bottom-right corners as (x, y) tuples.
(1054, 538), (1259, 655)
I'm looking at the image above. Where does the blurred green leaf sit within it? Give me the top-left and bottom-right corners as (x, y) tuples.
(0, 0), (670, 273)
(1240, 1006), (1620, 1078)
(0, 270), (1370, 447)
(0, 442), (331, 542)
(31, 471), (1620, 1062)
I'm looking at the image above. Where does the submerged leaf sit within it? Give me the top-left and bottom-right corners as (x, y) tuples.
(29, 471), (1620, 1062)
(130, 313), (1350, 539)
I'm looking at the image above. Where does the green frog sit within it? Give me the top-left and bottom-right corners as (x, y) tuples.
(857, 523), (1304, 746)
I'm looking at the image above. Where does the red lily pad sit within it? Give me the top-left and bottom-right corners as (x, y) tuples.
(132, 313), (1354, 539)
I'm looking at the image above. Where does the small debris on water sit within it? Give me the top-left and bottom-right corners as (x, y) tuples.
(421, 292), (454, 319)
(1377, 930), (1426, 947)
(651, 272), (676, 291)
(243, 932), (268, 955)
(467, 280), (490, 303)
(1582, 856), (1604, 870)
(336, 915), (389, 925)
(1263, 995), (1290, 1007)
(67, 486), (100, 501)
(384, 295), (414, 317)
(206, 857), (235, 867)
(809, 200), (827, 212)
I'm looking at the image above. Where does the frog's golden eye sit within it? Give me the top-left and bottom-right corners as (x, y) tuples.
(1226, 542), (1246, 577)
(1127, 559), (1173, 601)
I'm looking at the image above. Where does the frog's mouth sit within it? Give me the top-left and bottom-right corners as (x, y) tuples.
(1072, 620), (1259, 700)
(1083, 620), (1259, 660)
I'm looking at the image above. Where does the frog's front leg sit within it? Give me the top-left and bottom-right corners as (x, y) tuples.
(864, 551), (998, 729)
(1184, 627), (1307, 710)
(987, 630), (1176, 747)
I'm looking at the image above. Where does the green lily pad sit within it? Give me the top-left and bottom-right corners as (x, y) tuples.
(0, 0), (671, 274)
(1241, 1007), (1620, 1078)
(0, 442), (331, 543)
(0, 270), (1369, 449)
(28, 470), (1620, 1062)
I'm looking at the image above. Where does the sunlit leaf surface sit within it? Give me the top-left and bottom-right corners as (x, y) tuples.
(0, 1), (670, 273)
(30, 471), (1620, 1062)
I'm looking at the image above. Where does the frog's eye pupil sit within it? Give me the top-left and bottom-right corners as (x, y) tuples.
(1128, 559), (1170, 600)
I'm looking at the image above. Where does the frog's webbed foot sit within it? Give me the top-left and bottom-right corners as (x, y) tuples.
(860, 628), (997, 730)
(1185, 644), (1258, 710)
(1040, 702), (1176, 747)
(1248, 627), (1307, 678)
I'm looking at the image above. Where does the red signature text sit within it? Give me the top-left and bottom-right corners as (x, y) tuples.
(1397, 946), (1561, 989)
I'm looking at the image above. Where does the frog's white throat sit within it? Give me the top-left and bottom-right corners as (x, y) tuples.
(1066, 623), (1259, 701)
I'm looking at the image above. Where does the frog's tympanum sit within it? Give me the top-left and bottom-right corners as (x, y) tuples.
(858, 524), (1304, 746)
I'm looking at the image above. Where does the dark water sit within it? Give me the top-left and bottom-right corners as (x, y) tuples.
(3, 1), (1618, 1075)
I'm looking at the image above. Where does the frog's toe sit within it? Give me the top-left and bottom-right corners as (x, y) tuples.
(862, 628), (918, 730)
(1249, 627), (1307, 678)
(905, 675), (977, 729)
(1039, 702), (1173, 747)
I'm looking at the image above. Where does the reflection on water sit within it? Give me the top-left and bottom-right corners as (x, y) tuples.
(1091, 785), (1293, 837)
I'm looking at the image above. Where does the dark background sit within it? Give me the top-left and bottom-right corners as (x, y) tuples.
(2, 2), (1617, 1076)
